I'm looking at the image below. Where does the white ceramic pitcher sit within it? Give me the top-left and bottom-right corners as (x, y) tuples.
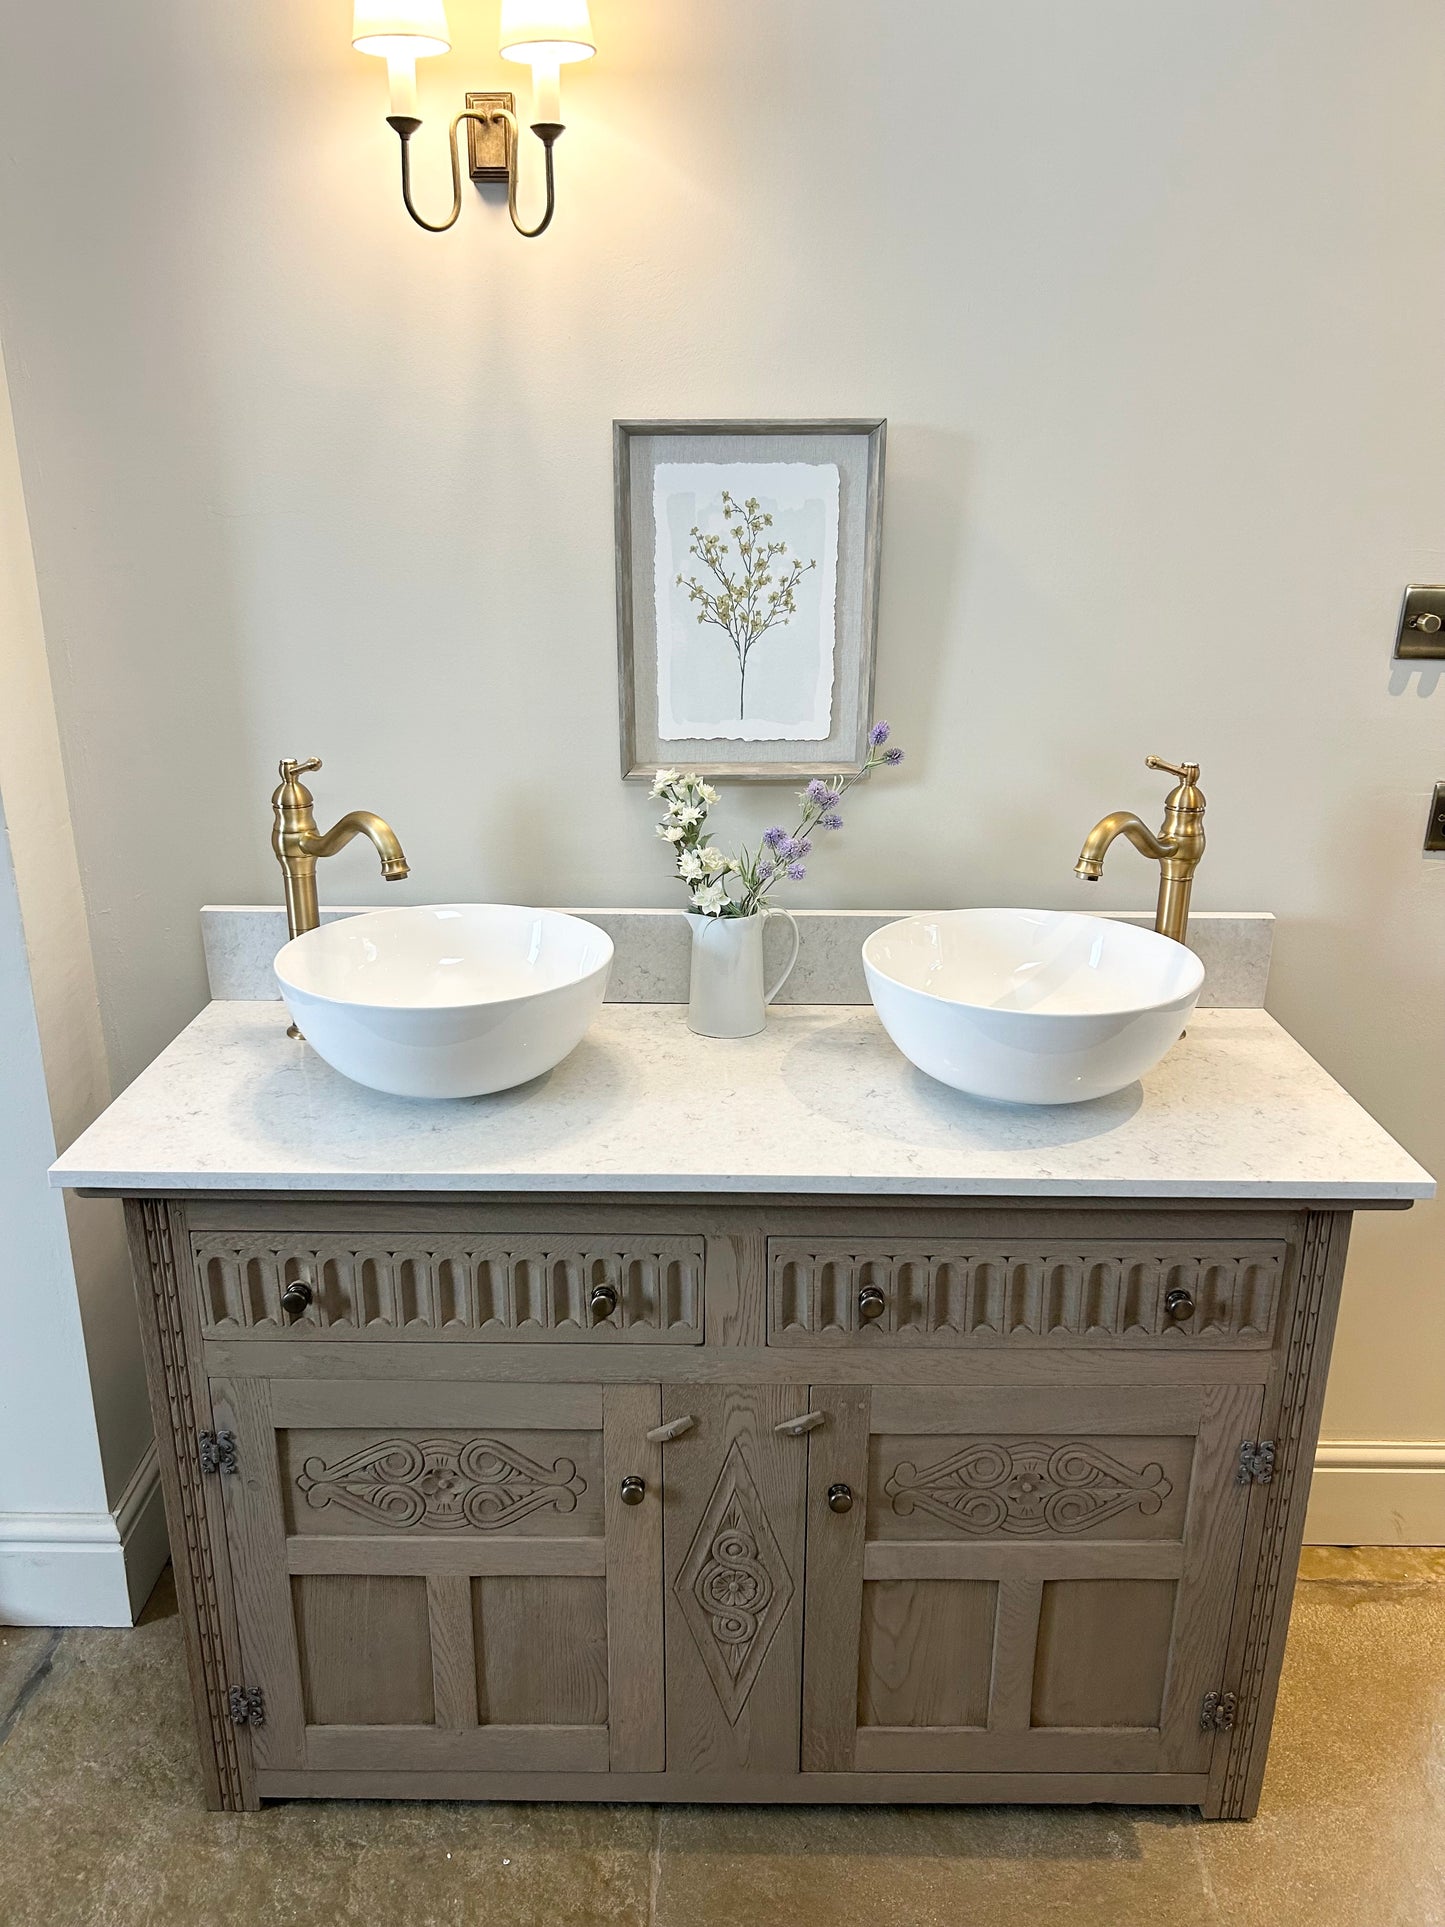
(685, 908), (801, 1038)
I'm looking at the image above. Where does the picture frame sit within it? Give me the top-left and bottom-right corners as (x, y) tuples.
(614, 418), (886, 781)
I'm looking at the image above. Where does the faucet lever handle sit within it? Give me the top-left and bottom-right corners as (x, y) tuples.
(1145, 756), (1199, 783)
(279, 757), (323, 784)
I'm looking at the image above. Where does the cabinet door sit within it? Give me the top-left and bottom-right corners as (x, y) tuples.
(212, 1376), (664, 1784)
(802, 1382), (1261, 1776)
(661, 1384), (811, 1775)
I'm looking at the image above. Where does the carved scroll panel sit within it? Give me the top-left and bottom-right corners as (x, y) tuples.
(281, 1428), (603, 1538)
(870, 1433), (1194, 1542)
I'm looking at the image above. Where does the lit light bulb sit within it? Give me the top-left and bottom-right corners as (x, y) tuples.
(353, 2), (452, 119)
(499, 0), (595, 129)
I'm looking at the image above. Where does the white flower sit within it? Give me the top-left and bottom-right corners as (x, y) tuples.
(677, 849), (706, 880)
(691, 880), (729, 916)
(649, 768), (681, 798)
(699, 782), (720, 804)
(669, 803), (704, 827)
(697, 845), (727, 872)
(656, 821), (686, 843)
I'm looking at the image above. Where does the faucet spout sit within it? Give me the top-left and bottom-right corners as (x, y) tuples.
(301, 811), (410, 882)
(1074, 811), (1177, 881)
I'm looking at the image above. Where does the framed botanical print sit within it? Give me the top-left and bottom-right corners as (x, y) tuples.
(614, 418), (886, 780)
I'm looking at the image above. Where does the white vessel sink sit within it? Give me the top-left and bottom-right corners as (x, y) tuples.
(862, 908), (1204, 1105)
(274, 905), (614, 1099)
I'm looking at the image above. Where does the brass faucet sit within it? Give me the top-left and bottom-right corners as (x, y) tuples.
(271, 756), (410, 942)
(1074, 756), (1206, 946)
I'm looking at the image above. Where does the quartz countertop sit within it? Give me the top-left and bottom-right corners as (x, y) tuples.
(49, 1000), (1433, 1203)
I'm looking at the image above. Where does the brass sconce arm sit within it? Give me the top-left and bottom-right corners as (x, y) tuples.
(387, 106), (558, 237)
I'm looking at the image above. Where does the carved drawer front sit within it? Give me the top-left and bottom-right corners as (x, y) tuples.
(801, 1382), (1263, 1780)
(768, 1238), (1283, 1348)
(192, 1231), (704, 1342)
(211, 1378), (665, 1789)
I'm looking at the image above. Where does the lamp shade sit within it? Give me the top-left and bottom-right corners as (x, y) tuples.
(352, 0), (451, 58)
(498, 0), (595, 64)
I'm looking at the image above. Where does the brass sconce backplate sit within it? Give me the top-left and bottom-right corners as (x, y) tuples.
(464, 91), (516, 183)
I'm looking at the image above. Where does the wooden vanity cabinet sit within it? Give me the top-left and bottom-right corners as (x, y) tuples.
(125, 1194), (1354, 1819)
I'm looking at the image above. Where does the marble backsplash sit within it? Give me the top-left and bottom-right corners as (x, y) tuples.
(201, 906), (1274, 1009)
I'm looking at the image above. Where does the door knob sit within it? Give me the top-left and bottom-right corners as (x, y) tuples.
(619, 1475), (646, 1505)
(589, 1282), (619, 1322)
(1164, 1288), (1195, 1322)
(827, 1482), (854, 1513)
(857, 1286), (887, 1323)
(280, 1278), (313, 1314)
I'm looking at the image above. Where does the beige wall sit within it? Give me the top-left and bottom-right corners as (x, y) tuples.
(0, 3), (1439, 1518)
(0, 339), (163, 1621)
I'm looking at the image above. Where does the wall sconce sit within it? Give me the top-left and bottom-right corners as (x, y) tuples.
(352, 0), (595, 237)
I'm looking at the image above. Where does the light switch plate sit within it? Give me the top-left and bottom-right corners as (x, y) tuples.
(1425, 783), (1445, 853)
(464, 91), (515, 184)
(1394, 585), (1445, 659)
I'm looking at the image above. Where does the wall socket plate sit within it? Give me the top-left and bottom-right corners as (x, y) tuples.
(1394, 585), (1445, 659)
(1425, 783), (1445, 853)
(464, 91), (515, 184)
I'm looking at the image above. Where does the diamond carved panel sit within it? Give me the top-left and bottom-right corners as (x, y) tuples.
(675, 1443), (794, 1723)
(884, 1440), (1172, 1537)
(295, 1436), (586, 1531)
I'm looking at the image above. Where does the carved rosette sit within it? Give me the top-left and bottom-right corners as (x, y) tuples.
(675, 1443), (793, 1722)
(296, 1435), (586, 1531)
(885, 1440), (1172, 1537)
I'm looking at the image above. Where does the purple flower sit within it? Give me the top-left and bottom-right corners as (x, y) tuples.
(756, 861), (776, 884)
(762, 826), (788, 849)
(775, 835), (804, 862)
(882, 747), (904, 765)
(820, 812), (844, 830)
(868, 721), (891, 746)
(805, 779), (831, 805)
(787, 863), (807, 881)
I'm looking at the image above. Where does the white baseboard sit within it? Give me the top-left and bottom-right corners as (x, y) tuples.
(0, 1441), (168, 1626)
(1304, 1442), (1445, 1546)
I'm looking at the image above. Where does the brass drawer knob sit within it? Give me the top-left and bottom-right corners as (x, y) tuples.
(1164, 1289), (1195, 1322)
(589, 1283), (619, 1323)
(619, 1475), (646, 1506)
(280, 1279), (313, 1315)
(857, 1286), (887, 1324)
(827, 1482), (854, 1514)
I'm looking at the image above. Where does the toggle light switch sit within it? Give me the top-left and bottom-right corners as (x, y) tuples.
(1395, 586), (1445, 659)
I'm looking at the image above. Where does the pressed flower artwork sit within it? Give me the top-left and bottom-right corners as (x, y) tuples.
(615, 421), (886, 781)
(652, 462), (839, 743)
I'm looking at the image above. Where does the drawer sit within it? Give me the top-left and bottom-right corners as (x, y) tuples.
(192, 1230), (704, 1342)
(767, 1237), (1283, 1348)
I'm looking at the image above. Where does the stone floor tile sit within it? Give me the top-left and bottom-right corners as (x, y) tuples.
(1190, 1574), (1445, 1927)
(651, 1801), (1218, 1927)
(0, 1624), (59, 1733)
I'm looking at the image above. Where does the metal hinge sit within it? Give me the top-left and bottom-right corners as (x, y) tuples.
(1200, 1690), (1237, 1732)
(227, 1685), (266, 1728)
(198, 1429), (239, 1476)
(1236, 1439), (1276, 1486)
